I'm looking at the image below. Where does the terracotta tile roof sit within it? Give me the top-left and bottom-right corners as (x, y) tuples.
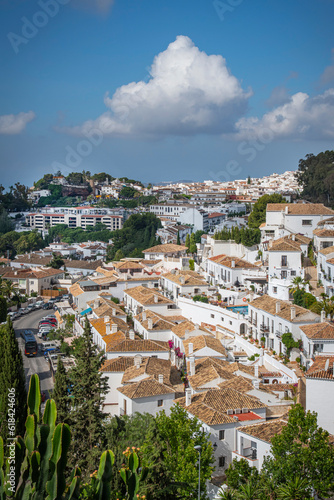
(267, 203), (334, 215)
(89, 317), (129, 336)
(305, 356), (334, 375)
(114, 261), (145, 270)
(162, 271), (208, 286)
(95, 266), (117, 277)
(140, 259), (163, 266)
(300, 322), (334, 339)
(227, 362), (256, 377)
(317, 216), (334, 227)
(91, 276), (118, 285)
(63, 259), (103, 270)
(122, 357), (181, 386)
(259, 383), (293, 392)
(218, 376), (254, 393)
(319, 245), (334, 255)
(3, 267), (63, 280)
(268, 240), (302, 252)
(143, 243), (187, 254)
(208, 254), (257, 269)
(183, 335), (227, 356)
(171, 320), (210, 339)
(177, 388), (267, 426)
(250, 294), (319, 322)
(100, 357), (134, 372)
(135, 310), (174, 331)
(69, 283), (84, 297)
(103, 331), (127, 347)
(313, 229), (334, 237)
(124, 285), (174, 305)
(239, 418), (287, 443)
(106, 339), (170, 353)
(117, 377), (176, 399)
(187, 358), (236, 389)
(306, 360), (334, 380)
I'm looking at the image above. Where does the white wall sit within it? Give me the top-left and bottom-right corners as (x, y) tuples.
(306, 378), (334, 434)
(118, 392), (175, 417)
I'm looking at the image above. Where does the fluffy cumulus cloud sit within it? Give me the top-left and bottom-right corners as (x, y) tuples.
(232, 89), (334, 141)
(64, 36), (251, 138)
(0, 111), (35, 135)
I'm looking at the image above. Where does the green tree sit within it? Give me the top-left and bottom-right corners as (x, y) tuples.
(68, 318), (108, 477)
(48, 253), (65, 269)
(248, 194), (285, 229)
(0, 296), (7, 322)
(120, 186), (137, 199)
(189, 233), (197, 254)
(276, 477), (311, 500)
(177, 231), (181, 245)
(247, 176), (251, 185)
(0, 209), (14, 235)
(281, 332), (299, 358)
(114, 249), (125, 261)
(262, 405), (334, 498)
(52, 356), (70, 425)
(189, 259), (195, 271)
(296, 150), (334, 205)
(185, 233), (190, 250)
(225, 458), (259, 490)
(0, 318), (27, 442)
(155, 404), (214, 499)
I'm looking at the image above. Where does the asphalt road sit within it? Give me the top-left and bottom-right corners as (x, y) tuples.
(14, 309), (55, 399)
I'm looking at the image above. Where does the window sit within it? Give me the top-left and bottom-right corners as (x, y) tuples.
(281, 255), (287, 267)
(211, 314), (215, 319)
(281, 271), (287, 278)
(273, 287), (277, 293)
(219, 430), (225, 440)
(291, 270), (296, 276)
(157, 399), (163, 407)
(229, 321), (232, 325)
(219, 456), (226, 467)
(302, 220), (312, 226)
(221, 317), (224, 322)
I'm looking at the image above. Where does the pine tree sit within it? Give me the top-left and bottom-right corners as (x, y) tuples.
(177, 231), (181, 245)
(52, 356), (70, 425)
(0, 318), (27, 441)
(189, 233), (197, 254)
(68, 318), (108, 477)
(149, 226), (156, 247)
(185, 233), (190, 250)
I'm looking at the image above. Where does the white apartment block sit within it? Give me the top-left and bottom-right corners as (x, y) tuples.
(149, 203), (192, 221)
(25, 206), (123, 231)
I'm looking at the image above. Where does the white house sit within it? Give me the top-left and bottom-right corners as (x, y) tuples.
(178, 207), (209, 232)
(248, 295), (320, 354)
(261, 203), (334, 241)
(177, 388), (267, 473)
(299, 319), (334, 369)
(143, 243), (188, 261)
(160, 270), (209, 300)
(232, 418), (287, 471)
(100, 357), (135, 415)
(306, 356), (334, 434)
(124, 285), (181, 316)
(205, 254), (260, 287)
(117, 376), (177, 417)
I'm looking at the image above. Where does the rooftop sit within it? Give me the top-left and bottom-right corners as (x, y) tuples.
(300, 322), (334, 340)
(250, 294), (319, 322)
(239, 418), (287, 443)
(117, 377), (176, 399)
(267, 203), (334, 215)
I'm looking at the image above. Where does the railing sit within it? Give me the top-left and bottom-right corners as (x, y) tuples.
(119, 408), (125, 416)
(260, 324), (270, 332)
(252, 319), (257, 326)
(242, 447), (257, 460)
(275, 330), (282, 339)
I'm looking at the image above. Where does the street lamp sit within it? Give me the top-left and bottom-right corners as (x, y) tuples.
(194, 445), (202, 500)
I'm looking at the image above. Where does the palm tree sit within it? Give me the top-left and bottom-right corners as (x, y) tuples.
(259, 477), (278, 500)
(0, 279), (17, 300)
(218, 489), (238, 499)
(276, 477), (311, 500)
(236, 480), (260, 500)
(289, 276), (305, 296)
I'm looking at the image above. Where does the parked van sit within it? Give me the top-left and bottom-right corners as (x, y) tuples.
(40, 341), (58, 351)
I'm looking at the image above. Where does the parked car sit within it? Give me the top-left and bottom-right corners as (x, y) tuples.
(42, 303), (52, 310)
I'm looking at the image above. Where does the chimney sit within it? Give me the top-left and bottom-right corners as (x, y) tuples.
(112, 308), (116, 316)
(179, 276), (185, 285)
(94, 299), (99, 309)
(158, 374), (164, 384)
(129, 329), (135, 340)
(291, 307), (296, 320)
(321, 309), (326, 322)
(154, 295), (158, 304)
(188, 342), (193, 355)
(252, 379), (259, 390)
(142, 311), (146, 321)
(134, 354), (141, 368)
(111, 324), (118, 333)
(291, 234), (295, 241)
(276, 301), (280, 314)
(231, 260), (235, 268)
(190, 356), (195, 376)
(185, 388), (192, 406)
(148, 318), (153, 330)
(285, 206), (288, 215)
(254, 365), (259, 378)
(104, 316), (110, 323)
(105, 323), (111, 335)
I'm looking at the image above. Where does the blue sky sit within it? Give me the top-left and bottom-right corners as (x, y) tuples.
(0, 0), (334, 187)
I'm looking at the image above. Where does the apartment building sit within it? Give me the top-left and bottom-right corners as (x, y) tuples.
(149, 203), (192, 221)
(25, 206), (123, 231)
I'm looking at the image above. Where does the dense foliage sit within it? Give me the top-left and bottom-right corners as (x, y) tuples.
(0, 319), (27, 442)
(0, 230), (45, 258)
(214, 226), (261, 247)
(46, 223), (112, 244)
(224, 405), (334, 499)
(248, 193), (286, 229)
(106, 213), (161, 261)
(296, 150), (334, 205)
(0, 183), (30, 212)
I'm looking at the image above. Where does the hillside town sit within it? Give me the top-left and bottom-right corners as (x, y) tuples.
(1, 164), (334, 498)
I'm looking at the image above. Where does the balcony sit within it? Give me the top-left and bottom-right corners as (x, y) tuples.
(260, 324), (270, 333)
(275, 330), (282, 339)
(231, 451), (259, 469)
(252, 318), (257, 326)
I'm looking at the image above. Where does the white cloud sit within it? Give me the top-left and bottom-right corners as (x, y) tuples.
(0, 111), (35, 135)
(232, 89), (334, 141)
(319, 48), (334, 87)
(63, 36), (251, 138)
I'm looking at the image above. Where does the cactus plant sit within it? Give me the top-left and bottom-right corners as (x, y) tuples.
(119, 448), (147, 500)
